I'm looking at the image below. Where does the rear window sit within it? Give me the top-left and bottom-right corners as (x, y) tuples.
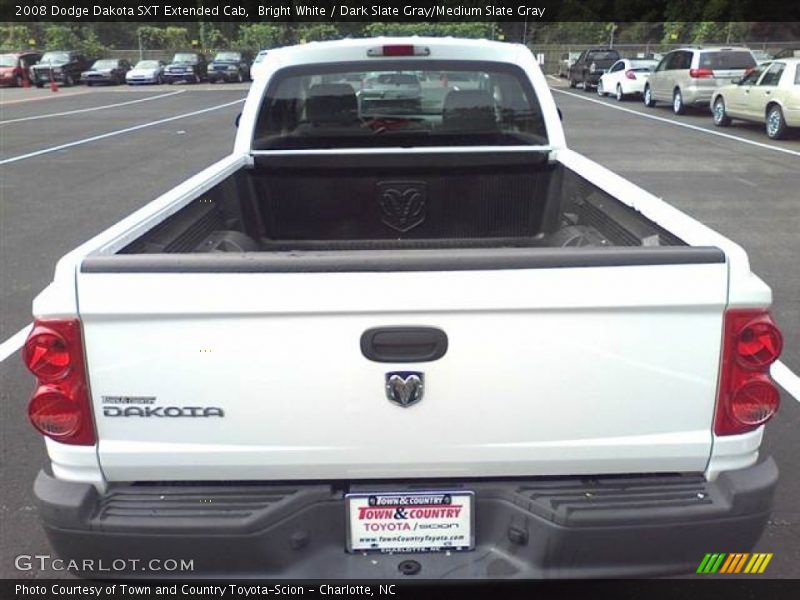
(214, 52), (241, 62)
(252, 60), (548, 150)
(371, 73), (418, 85)
(629, 60), (656, 71)
(173, 53), (199, 64)
(699, 51), (756, 70)
(796, 65), (800, 85)
(91, 60), (118, 70)
(586, 51), (620, 61)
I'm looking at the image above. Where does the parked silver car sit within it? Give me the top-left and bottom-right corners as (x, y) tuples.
(712, 58), (800, 139)
(643, 47), (757, 114)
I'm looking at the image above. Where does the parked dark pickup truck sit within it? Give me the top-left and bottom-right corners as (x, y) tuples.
(569, 48), (621, 91)
(207, 51), (252, 83)
(31, 51), (89, 87)
(163, 52), (208, 84)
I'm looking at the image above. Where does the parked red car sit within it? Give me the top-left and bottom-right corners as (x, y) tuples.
(0, 51), (42, 86)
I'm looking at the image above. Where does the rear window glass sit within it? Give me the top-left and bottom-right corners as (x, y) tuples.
(40, 52), (70, 63)
(91, 60), (118, 69)
(173, 53), (199, 64)
(252, 61), (548, 150)
(214, 52), (241, 62)
(699, 51), (757, 70)
(586, 51), (620, 61)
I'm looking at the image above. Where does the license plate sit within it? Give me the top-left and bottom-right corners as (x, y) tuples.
(346, 491), (474, 553)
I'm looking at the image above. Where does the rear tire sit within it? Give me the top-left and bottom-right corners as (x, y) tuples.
(766, 105), (788, 140)
(597, 81), (605, 96)
(672, 88), (686, 115)
(713, 97), (731, 127)
(63, 74), (74, 87)
(569, 77), (577, 89)
(15, 74), (23, 87)
(616, 84), (625, 102)
(643, 85), (655, 107)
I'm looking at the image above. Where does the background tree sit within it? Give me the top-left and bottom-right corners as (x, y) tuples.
(363, 22), (492, 39)
(43, 25), (81, 50)
(1, 24), (33, 49)
(294, 23), (340, 43)
(162, 26), (190, 50)
(234, 23), (284, 50)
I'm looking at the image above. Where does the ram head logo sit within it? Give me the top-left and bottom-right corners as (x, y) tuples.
(385, 372), (424, 408)
(377, 181), (427, 233)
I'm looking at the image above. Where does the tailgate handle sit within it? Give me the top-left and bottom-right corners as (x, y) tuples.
(361, 327), (448, 363)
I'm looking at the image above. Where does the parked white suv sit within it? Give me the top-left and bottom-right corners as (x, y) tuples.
(644, 47), (757, 114)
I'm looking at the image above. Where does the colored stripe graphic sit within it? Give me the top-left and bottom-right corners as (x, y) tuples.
(745, 554), (760, 573)
(718, 553), (735, 573)
(719, 554), (736, 573)
(758, 554), (773, 573)
(697, 554), (713, 573)
(701, 553), (773, 574)
(701, 553), (726, 573)
(733, 553), (749, 573)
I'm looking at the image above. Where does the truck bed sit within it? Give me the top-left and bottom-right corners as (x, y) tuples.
(115, 151), (685, 258)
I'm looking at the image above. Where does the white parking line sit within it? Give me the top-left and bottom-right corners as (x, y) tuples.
(0, 98), (245, 166)
(551, 88), (800, 158)
(0, 90), (185, 125)
(772, 361), (800, 403)
(0, 324), (31, 364)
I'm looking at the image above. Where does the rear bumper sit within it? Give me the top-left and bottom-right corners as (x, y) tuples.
(207, 71), (238, 81)
(32, 71), (69, 83)
(584, 72), (603, 85)
(163, 73), (198, 83)
(34, 458), (778, 578)
(682, 86), (716, 106)
(783, 106), (800, 127)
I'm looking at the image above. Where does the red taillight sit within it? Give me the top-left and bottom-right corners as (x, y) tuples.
(625, 70), (637, 80)
(29, 386), (83, 439)
(715, 309), (782, 436)
(730, 378), (780, 426)
(689, 68), (714, 79)
(22, 319), (95, 445)
(736, 318), (783, 369)
(23, 327), (71, 380)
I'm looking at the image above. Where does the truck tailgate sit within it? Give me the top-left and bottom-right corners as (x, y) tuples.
(78, 262), (727, 481)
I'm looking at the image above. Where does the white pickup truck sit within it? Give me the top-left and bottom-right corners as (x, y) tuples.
(26, 38), (783, 578)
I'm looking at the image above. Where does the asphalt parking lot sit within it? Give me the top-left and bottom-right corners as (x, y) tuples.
(1, 79), (799, 578)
